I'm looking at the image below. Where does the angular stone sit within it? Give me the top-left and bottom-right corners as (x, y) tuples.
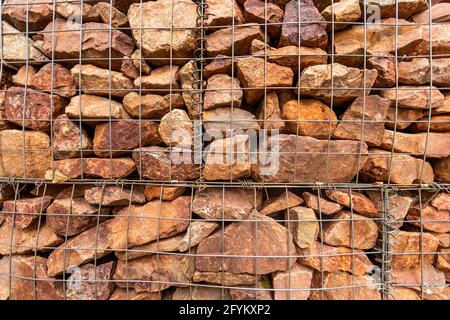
(203, 107), (260, 134)
(279, 0), (328, 49)
(30, 63), (76, 98)
(192, 187), (263, 220)
(366, 0), (428, 19)
(41, 19), (133, 71)
(260, 191), (303, 215)
(204, 135), (252, 181)
(433, 157), (450, 182)
(66, 262), (115, 300)
(243, 0), (284, 38)
(204, 55), (235, 79)
(252, 135), (368, 183)
(48, 158), (136, 182)
(2, 0), (53, 31)
(256, 92), (285, 131)
(321, 211), (379, 249)
(205, 24), (264, 57)
(47, 196), (191, 276)
(94, 2), (128, 28)
(84, 186), (146, 206)
(131, 49), (151, 75)
(272, 263), (313, 300)
(391, 231), (439, 269)
(55, 2), (101, 23)
(123, 92), (184, 119)
(406, 204), (450, 234)
(237, 57), (294, 104)
(367, 56), (396, 87)
(435, 248), (450, 271)
(159, 109), (193, 148)
(12, 65), (36, 86)
(412, 3), (450, 23)
(179, 60), (201, 116)
(65, 94), (131, 120)
(299, 241), (373, 275)
(1, 196), (52, 229)
(391, 287), (421, 300)
(324, 190), (378, 217)
(179, 221), (219, 252)
(0, 130), (52, 179)
(134, 65), (180, 95)
(431, 193), (450, 211)
(128, 0), (197, 65)
(144, 186), (186, 201)
(409, 115), (450, 133)
(298, 63), (378, 106)
(430, 232), (450, 248)
(53, 114), (93, 160)
(302, 192), (343, 215)
(173, 286), (231, 300)
(196, 213), (296, 275)
(286, 206), (319, 249)
(282, 99), (338, 139)
(204, 74), (243, 110)
(321, 0), (361, 31)
(380, 86), (444, 110)
(381, 130), (450, 158)
(205, 0), (244, 27)
(392, 266), (446, 295)
(229, 282), (272, 300)
(366, 190), (414, 228)
(386, 107), (424, 130)
(109, 288), (161, 300)
(0, 185), (15, 206)
(192, 271), (258, 286)
(4, 86), (67, 131)
(0, 222), (62, 255)
(71, 64), (134, 98)
(121, 56), (139, 79)
(398, 58), (430, 85)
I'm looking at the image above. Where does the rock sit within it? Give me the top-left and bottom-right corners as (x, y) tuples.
(48, 158), (136, 182)
(66, 262), (116, 300)
(409, 115), (450, 132)
(204, 135), (252, 181)
(366, 0), (428, 19)
(360, 149), (434, 184)
(433, 157), (450, 182)
(0, 22), (48, 64)
(390, 231), (439, 269)
(192, 271), (258, 286)
(159, 109), (193, 148)
(310, 271), (381, 300)
(391, 287), (421, 300)
(205, 24), (264, 57)
(204, 55), (235, 79)
(380, 86), (444, 110)
(256, 92), (285, 131)
(324, 190), (378, 217)
(114, 254), (191, 292)
(131, 50), (151, 75)
(133, 146), (200, 180)
(333, 95), (390, 146)
(412, 3), (450, 23)
(321, 0), (361, 31)
(297, 63), (378, 106)
(0, 222), (62, 255)
(205, 0), (244, 27)
(0, 129), (52, 179)
(321, 211), (379, 249)
(204, 74), (243, 110)
(134, 65), (180, 95)
(123, 92), (184, 119)
(179, 60), (201, 116)
(41, 19), (133, 71)
(430, 193), (450, 211)
(279, 0), (328, 49)
(299, 241), (373, 275)
(12, 65), (36, 86)
(144, 186), (186, 201)
(4, 86), (67, 131)
(272, 263), (314, 300)
(46, 196), (191, 276)
(398, 58), (450, 86)
(430, 232), (450, 248)
(173, 286), (231, 300)
(203, 107), (260, 134)
(243, 0), (284, 38)
(366, 190), (414, 228)
(392, 266), (446, 295)
(196, 213), (296, 274)
(381, 130), (450, 158)
(286, 206), (319, 249)
(435, 248), (450, 271)
(282, 99), (338, 139)
(252, 134), (368, 183)
(424, 286), (450, 300)
(406, 204), (450, 233)
(0, 185), (15, 207)
(29, 63), (76, 98)
(1, 196), (52, 229)
(71, 64), (134, 98)
(93, 120), (161, 157)
(55, 2), (101, 23)
(179, 221), (219, 252)
(121, 56), (139, 79)
(386, 107), (424, 130)
(94, 2), (128, 28)
(237, 57), (294, 104)
(2, 0), (53, 31)
(192, 187), (263, 220)
(367, 56), (396, 87)
(115, 234), (185, 260)
(65, 94), (131, 120)
(229, 282), (272, 300)
(109, 288), (161, 300)
(260, 191), (303, 215)
(302, 192), (343, 215)
(84, 186), (146, 206)
(46, 197), (111, 237)
(128, 0), (197, 65)
(53, 115), (93, 160)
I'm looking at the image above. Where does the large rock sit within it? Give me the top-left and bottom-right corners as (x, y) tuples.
(366, 0), (428, 19)
(286, 206), (319, 249)
(46, 196), (191, 276)
(301, 192), (343, 215)
(237, 57), (294, 104)
(53, 114), (93, 160)
(366, 190), (414, 228)
(272, 263), (314, 300)
(412, 3), (450, 23)
(55, 2), (101, 23)
(192, 187), (263, 220)
(409, 115), (450, 133)
(128, 0), (197, 64)
(179, 221), (219, 252)
(380, 86), (444, 110)
(204, 74), (243, 110)
(204, 55), (235, 79)
(29, 63), (76, 98)
(252, 134), (368, 183)
(392, 266), (446, 295)
(260, 190), (303, 215)
(65, 94), (131, 120)
(196, 213), (296, 275)
(205, 0), (244, 27)
(433, 157), (450, 182)
(134, 65), (180, 95)
(122, 92), (184, 119)
(0, 130), (52, 179)
(243, 0), (284, 39)
(158, 109), (193, 148)
(4, 86), (67, 131)
(41, 19), (133, 70)
(321, 0), (361, 30)
(1, 196), (52, 229)
(324, 190), (378, 217)
(386, 107), (424, 130)
(407, 204), (450, 234)
(367, 56), (396, 87)
(203, 107), (260, 134)
(2, 0), (54, 31)
(297, 63), (378, 106)
(84, 186), (146, 206)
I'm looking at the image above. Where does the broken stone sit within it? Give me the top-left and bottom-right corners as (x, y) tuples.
(391, 287), (421, 300)
(205, 0), (244, 27)
(12, 65), (36, 86)
(272, 263), (314, 300)
(55, 2), (101, 23)
(30, 63), (76, 98)
(192, 271), (258, 286)
(406, 203), (450, 234)
(433, 157), (450, 182)
(366, 0), (428, 19)
(123, 92), (184, 119)
(84, 186), (146, 206)
(109, 288), (161, 300)
(173, 286), (231, 300)
(302, 192), (343, 215)
(144, 186), (186, 201)
(204, 74), (243, 110)
(134, 65), (180, 95)
(2, 0), (54, 31)
(179, 60), (201, 116)
(366, 190), (414, 228)
(203, 107), (260, 134)
(286, 206), (319, 249)
(1, 196), (52, 229)
(435, 248), (450, 271)
(256, 92), (285, 131)
(409, 115), (450, 133)
(229, 282), (272, 300)
(179, 221), (219, 252)
(65, 94), (131, 120)
(159, 109), (193, 148)
(260, 191), (303, 215)
(431, 193), (450, 212)
(324, 190), (378, 217)
(386, 107), (424, 130)
(131, 49), (151, 75)
(367, 56), (396, 87)
(431, 232), (450, 248)
(53, 114), (93, 160)
(204, 55), (235, 79)
(94, 2), (128, 28)
(243, 0), (284, 38)
(121, 56), (139, 79)
(392, 265), (446, 295)
(412, 3), (450, 23)
(391, 231), (439, 269)
(321, 0), (361, 31)
(380, 86), (444, 110)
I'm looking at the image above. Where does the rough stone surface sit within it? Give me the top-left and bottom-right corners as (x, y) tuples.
(179, 221), (219, 252)
(256, 92), (285, 131)
(109, 288), (161, 300)
(260, 191), (303, 215)
(30, 63), (76, 98)
(392, 266), (446, 295)
(302, 192), (343, 215)
(243, 0), (284, 38)
(412, 3), (450, 23)
(84, 186), (146, 206)
(286, 206), (319, 249)
(321, 0), (361, 31)
(409, 115), (450, 133)
(55, 2), (101, 23)
(203, 107), (260, 134)
(205, 0), (244, 27)
(53, 115), (93, 160)
(95, 2), (128, 28)
(1, 196), (52, 229)
(3, 0), (54, 31)
(173, 286), (231, 300)
(366, 0), (428, 19)
(380, 86), (444, 110)
(407, 204), (450, 234)
(192, 271), (258, 286)
(204, 55), (235, 79)
(433, 157), (450, 182)
(367, 56), (396, 88)
(386, 107), (424, 130)
(366, 190), (413, 228)
(272, 263), (314, 300)
(123, 92), (184, 119)
(324, 190), (378, 217)
(391, 231), (440, 269)
(204, 74), (243, 110)
(134, 65), (180, 95)
(179, 60), (201, 116)
(144, 186), (186, 201)
(65, 94), (131, 120)
(66, 262), (115, 300)
(159, 109), (193, 148)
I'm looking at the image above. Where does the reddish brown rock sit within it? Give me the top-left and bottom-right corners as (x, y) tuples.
(256, 92), (285, 131)
(4, 86), (67, 131)
(430, 232), (450, 248)
(109, 288), (161, 300)
(279, 0), (328, 49)
(412, 3), (450, 23)
(433, 157), (450, 182)
(30, 63), (76, 98)
(205, 0), (244, 27)
(55, 2), (101, 23)
(2, 0), (53, 31)
(324, 190), (378, 217)
(272, 263), (314, 300)
(367, 56), (396, 88)
(132, 146), (200, 181)
(302, 192), (343, 215)
(391, 231), (440, 269)
(123, 92), (184, 119)
(130, 49), (151, 75)
(367, 0), (428, 19)
(386, 107), (424, 130)
(134, 65), (180, 95)
(196, 213), (296, 275)
(159, 109), (193, 148)
(229, 282), (272, 300)
(192, 271), (258, 286)
(173, 286), (231, 300)
(178, 60), (201, 116)
(65, 94), (131, 120)
(94, 2), (128, 28)
(1, 196), (52, 229)
(179, 221), (219, 252)
(366, 190), (414, 228)
(144, 186), (186, 201)
(409, 115), (450, 133)
(260, 191), (303, 215)
(12, 65), (35, 86)
(435, 248), (450, 271)
(243, 0), (284, 39)
(84, 186), (146, 206)
(321, 0), (361, 31)
(392, 266), (446, 295)
(286, 206), (319, 249)
(203, 107), (260, 134)
(391, 287), (421, 300)
(204, 55), (235, 79)
(53, 114), (93, 160)
(204, 74), (243, 110)
(430, 193), (450, 211)
(380, 86), (444, 110)
(121, 56), (139, 79)
(406, 204), (450, 234)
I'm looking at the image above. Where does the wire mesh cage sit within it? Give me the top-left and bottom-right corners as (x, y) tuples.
(0, 0), (449, 300)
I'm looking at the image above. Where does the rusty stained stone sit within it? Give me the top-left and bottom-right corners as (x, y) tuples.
(29, 63), (76, 98)
(391, 287), (421, 300)
(179, 221), (219, 252)
(173, 286), (231, 300)
(84, 186), (146, 206)
(229, 281), (273, 300)
(412, 3), (450, 23)
(2, 0), (54, 31)
(272, 263), (314, 300)
(380, 86), (445, 110)
(94, 2), (128, 28)
(178, 60), (201, 116)
(286, 206), (319, 249)
(243, 0), (284, 39)
(301, 192), (343, 215)
(406, 203), (450, 234)
(130, 49), (151, 75)
(12, 65), (36, 87)
(366, 190), (414, 228)
(158, 109), (193, 148)
(435, 248), (450, 271)
(430, 193), (450, 211)
(367, 55), (396, 88)
(432, 157), (450, 182)
(256, 92), (285, 131)
(324, 189), (378, 217)
(122, 92), (184, 119)
(53, 114), (93, 160)
(144, 186), (186, 201)
(46, 196), (191, 276)
(55, 2), (101, 23)
(260, 191), (303, 215)
(392, 265), (447, 295)
(109, 288), (161, 300)
(203, 74), (243, 110)
(1, 196), (52, 229)
(195, 213), (296, 275)
(366, 0), (428, 19)
(385, 107), (424, 130)
(321, 0), (361, 31)
(121, 56), (139, 79)
(134, 65), (180, 95)
(430, 232), (450, 248)
(409, 115), (450, 133)
(204, 55), (235, 79)
(192, 271), (259, 286)
(202, 107), (260, 134)
(204, 0), (244, 27)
